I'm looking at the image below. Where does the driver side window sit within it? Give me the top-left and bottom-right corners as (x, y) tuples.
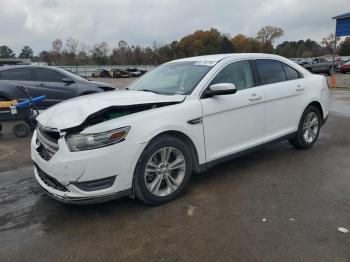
(210, 61), (254, 91)
(36, 68), (64, 82)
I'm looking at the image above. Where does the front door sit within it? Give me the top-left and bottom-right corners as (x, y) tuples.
(33, 68), (77, 108)
(200, 60), (265, 162)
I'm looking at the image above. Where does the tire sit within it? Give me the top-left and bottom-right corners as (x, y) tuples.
(13, 122), (31, 138)
(289, 105), (321, 149)
(134, 135), (193, 205)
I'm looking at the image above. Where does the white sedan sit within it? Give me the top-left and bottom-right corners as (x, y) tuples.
(31, 53), (330, 205)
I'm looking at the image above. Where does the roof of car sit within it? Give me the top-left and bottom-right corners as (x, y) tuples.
(171, 53), (284, 63)
(0, 65), (57, 71)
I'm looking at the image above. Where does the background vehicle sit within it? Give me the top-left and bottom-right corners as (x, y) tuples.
(296, 58), (313, 66)
(32, 53), (330, 205)
(341, 60), (350, 73)
(126, 68), (142, 77)
(301, 57), (333, 75)
(0, 65), (115, 109)
(91, 69), (111, 77)
(111, 69), (131, 78)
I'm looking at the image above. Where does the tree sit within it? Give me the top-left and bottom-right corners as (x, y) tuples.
(38, 51), (52, 65)
(52, 38), (63, 54)
(231, 34), (260, 53)
(275, 39), (325, 58)
(177, 28), (235, 57)
(65, 37), (80, 55)
(338, 37), (350, 56)
(18, 45), (34, 59)
(256, 26), (284, 53)
(0, 45), (16, 58)
(91, 42), (110, 65)
(321, 33), (340, 54)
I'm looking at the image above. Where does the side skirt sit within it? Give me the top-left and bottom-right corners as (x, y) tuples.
(198, 132), (297, 172)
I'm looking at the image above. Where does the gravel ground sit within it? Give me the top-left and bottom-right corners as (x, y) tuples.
(0, 90), (349, 262)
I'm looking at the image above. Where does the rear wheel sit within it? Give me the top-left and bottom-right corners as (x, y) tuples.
(289, 105), (321, 149)
(134, 135), (192, 205)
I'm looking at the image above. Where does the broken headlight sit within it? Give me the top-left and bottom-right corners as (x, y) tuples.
(65, 127), (130, 152)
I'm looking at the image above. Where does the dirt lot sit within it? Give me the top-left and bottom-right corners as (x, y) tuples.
(0, 87), (349, 261)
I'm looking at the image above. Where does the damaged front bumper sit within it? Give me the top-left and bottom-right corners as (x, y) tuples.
(31, 129), (144, 204)
(34, 165), (131, 204)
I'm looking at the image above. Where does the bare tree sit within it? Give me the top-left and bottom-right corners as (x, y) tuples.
(321, 33), (340, 54)
(256, 26), (284, 53)
(65, 37), (80, 55)
(52, 38), (63, 54)
(90, 42), (110, 65)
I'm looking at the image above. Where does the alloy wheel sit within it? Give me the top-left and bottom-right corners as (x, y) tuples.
(302, 111), (319, 143)
(144, 147), (186, 197)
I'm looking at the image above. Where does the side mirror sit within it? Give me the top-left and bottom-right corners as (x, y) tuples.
(62, 78), (74, 84)
(203, 83), (237, 98)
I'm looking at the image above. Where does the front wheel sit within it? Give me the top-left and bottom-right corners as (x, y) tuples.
(134, 135), (193, 205)
(289, 105), (321, 149)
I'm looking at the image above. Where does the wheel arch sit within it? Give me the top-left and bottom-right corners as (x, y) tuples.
(307, 101), (324, 124)
(148, 130), (202, 173)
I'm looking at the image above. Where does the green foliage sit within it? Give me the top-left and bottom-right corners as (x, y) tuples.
(18, 45), (33, 59)
(338, 37), (350, 56)
(275, 39), (325, 58)
(0, 45), (16, 58)
(177, 28), (235, 57)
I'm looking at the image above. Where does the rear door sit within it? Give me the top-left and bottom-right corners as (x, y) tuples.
(0, 67), (37, 101)
(33, 68), (77, 108)
(255, 59), (304, 141)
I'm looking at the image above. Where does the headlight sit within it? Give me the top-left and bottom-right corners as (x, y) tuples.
(65, 127), (130, 152)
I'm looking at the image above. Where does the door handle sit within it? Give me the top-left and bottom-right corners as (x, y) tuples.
(249, 94), (262, 101)
(296, 86), (304, 91)
(38, 83), (46, 87)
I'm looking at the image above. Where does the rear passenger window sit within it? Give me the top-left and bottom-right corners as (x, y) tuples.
(282, 63), (300, 80)
(36, 69), (64, 82)
(0, 68), (33, 81)
(210, 61), (254, 91)
(256, 60), (286, 85)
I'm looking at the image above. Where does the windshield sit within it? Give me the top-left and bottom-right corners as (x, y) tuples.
(129, 61), (213, 95)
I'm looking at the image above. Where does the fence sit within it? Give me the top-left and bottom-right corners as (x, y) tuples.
(58, 65), (155, 77)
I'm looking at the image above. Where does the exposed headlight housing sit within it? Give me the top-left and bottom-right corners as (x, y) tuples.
(66, 127), (130, 152)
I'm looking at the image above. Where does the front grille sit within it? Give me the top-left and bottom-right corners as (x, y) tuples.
(35, 163), (68, 192)
(36, 126), (60, 161)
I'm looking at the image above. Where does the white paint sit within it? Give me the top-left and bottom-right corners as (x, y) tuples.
(31, 53), (330, 203)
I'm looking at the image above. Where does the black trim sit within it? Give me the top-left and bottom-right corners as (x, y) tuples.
(72, 176), (116, 192)
(249, 60), (260, 86)
(38, 182), (132, 205)
(34, 163), (68, 192)
(199, 132), (297, 171)
(187, 117), (202, 125)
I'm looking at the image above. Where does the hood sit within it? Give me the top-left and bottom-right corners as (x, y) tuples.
(84, 80), (115, 89)
(36, 90), (185, 130)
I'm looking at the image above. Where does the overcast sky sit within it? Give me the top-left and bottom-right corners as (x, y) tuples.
(0, 0), (349, 54)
